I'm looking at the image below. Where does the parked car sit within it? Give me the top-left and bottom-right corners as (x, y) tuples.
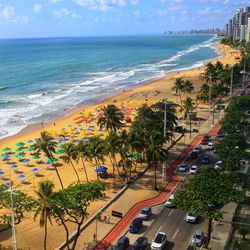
(189, 151), (198, 159)
(240, 91), (245, 96)
(201, 155), (210, 164)
(186, 246), (194, 250)
(216, 131), (224, 137)
(203, 135), (211, 140)
(139, 206), (152, 220)
(178, 163), (188, 172)
(217, 139), (223, 144)
(151, 232), (167, 250)
(189, 165), (198, 174)
(165, 194), (175, 207)
(192, 229), (204, 247)
(246, 83), (250, 88)
(200, 138), (207, 145)
(113, 236), (130, 250)
(215, 160), (223, 169)
(129, 218), (143, 233)
(132, 237), (148, 250)
(185, 212), (198, 223)
(206, 142), (214, 150)
(193, 145), (202, 154)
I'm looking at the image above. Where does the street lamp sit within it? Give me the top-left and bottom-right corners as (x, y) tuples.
(162, 97), (167, 184)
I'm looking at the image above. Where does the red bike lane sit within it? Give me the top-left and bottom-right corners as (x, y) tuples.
(96, 121), (221, 250)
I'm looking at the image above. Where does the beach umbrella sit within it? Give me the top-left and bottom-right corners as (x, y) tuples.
(0, 171), (5, 175)
(26, 147), (35, 152)
(61, 139), (69, 142)
(57, 141), (62, 144)
(75, 140), (80, 143)
(55, 150), (64, 154)
(81, 137), (89, 140)
(27, 140), (33, 143)
(0, 154), (7, 157)
(16, 142), (25, 147)
(94, 169), (102, 173)
(18, 175), (25, 179)
(58, 144), (64, 148)
(11, 165), (18, 169)
(23, 159), (30, 163)
(69, 136), (74, 139)
(32, 155), (40, 159)
(31, 168), (39, 172)
(2, 147), (11, 152)
(67, 125), (72, 127)
(56, 135), (61, 138)
(48, 158), (59, 163)
(133, 153), (141, 159)
(3, 155), (10, 160)
(15, 153), (25, 158)
(16, 147), (23, 152)
(99, 166), (108, 171)
(44, 161), (51, 165)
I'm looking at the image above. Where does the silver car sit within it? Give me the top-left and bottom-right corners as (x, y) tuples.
(139, 206), (152, 220)
(192, 229), (204, 246)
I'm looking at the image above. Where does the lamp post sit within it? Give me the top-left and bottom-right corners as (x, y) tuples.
(162, 97), (167, 184)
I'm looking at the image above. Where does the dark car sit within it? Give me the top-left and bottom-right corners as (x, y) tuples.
(129, 218), (143, 233)
(186, 246), (194, 250)
(132, 237), (148, 250)
(201, 155), (210, 164)
(203, 135), (211, 140)
(216, 131), (224, 137)
(240, 91), (245, 96)
(189, 151), (198, 159)
(113, 236), (130, 250)
(200, 139), (207, 145)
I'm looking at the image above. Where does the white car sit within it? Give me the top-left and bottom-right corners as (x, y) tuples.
(185, 212), (198, 223)
(189, 165), (198, 174)
(151, 232), (167, 250)
(215, 161), (222, 169)
(192, 229), (204, 247)
(165, 194), (174, 207)
(193, 145), (202, 154)
(206, 142), (213, 150)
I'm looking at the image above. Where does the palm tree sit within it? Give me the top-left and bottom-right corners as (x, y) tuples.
(183, 80), (194, 97)
(143, 130), (167, 190)
(202, 63), (217, 83)
(97, 104), (124, 132)
(34, 180), (58, 250)
(180, 97), (196, 138)
(61, 143), (80, 183)
(76, 140), (90, 182)
(34, 131), (64, 189)
(88, 136), (105, 180)
(172, 78), (184, 106)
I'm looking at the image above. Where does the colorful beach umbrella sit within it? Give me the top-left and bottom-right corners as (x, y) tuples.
(15, 153), (25, 158)
(23, 159), (30, 163)
(16, 147), (23, 152)
(55, 150), (64, 154)
(18, 175), (25, 178)
(2, 147), (11, 152)
(3, 155), (10, 160)
(16, 142), (25, 147)
(48, 158), (59, 163)
(0, 154), (7, 157)
(32, 155), (40, 159)
(31, 168), (39, 172)
(11, 165), (18, 168)
(26, 147), (35, 152)
(94, 169), (102, 173)
(44, 162), (51, 165)
(0, 171), (5, 175)
(58, 144), (64, 148)
(27, 140), (33, 143)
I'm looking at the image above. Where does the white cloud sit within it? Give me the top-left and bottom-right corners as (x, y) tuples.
(49, 0), (64, 3)
(223, 0), (229, 4)
(198, 7), (211, 15)
(131, 0), (139, 5)
(74, 0), (127, 11)
(168, 5), (187, 11)
(53, 8), (82, 19)
(33, 4), (42, 13)
(0, 5), (29, 23)
(134, 10), (140, 17)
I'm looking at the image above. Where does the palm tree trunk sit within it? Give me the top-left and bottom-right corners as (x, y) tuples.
(154, 162), (158, 190)
(108, 154), (116, 179)
(113, 154), (121, 176)
(51, 162), (64, 189)
(189, 112), (192, 138)
(44, 215), (47, 250)
(70, 159), (80, 183)
(80, 157), (89, 182)
(179, 92), (182, 107)
(95, 157), (99, 180)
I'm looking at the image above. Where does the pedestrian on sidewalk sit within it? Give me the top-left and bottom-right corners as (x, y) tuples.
(103, 215), (107, 223)
(107, 215), (110, 223)
(93, 233), (96, 242)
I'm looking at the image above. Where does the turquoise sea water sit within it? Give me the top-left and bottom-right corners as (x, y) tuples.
(0, 35), (220, 139)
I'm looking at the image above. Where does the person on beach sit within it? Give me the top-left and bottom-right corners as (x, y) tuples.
(103, 215), (107, 223)
(107, 215), (110, 223)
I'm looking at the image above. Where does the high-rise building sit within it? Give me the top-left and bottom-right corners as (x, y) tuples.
(228, 19), (233, 38)
(225, 24), (228, 36)
(240, 12), (247, 41)
(247, 17), (250, 42)
(235, 8), (242, 40)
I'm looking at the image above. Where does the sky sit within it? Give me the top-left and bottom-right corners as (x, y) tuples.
(0, 0), (249, 38)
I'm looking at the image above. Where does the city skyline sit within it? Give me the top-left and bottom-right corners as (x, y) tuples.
(0, 0), (249, 39)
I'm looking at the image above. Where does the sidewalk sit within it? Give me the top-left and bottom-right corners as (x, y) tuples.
(59, 107), (222, 250)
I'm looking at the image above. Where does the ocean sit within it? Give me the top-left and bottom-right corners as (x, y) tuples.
(0, 35), (220, 139)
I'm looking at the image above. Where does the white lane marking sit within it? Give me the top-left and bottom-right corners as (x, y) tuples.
(158, 225), (163, 232)
(172, 228), (179, 239)
(168, 209), (174, 216)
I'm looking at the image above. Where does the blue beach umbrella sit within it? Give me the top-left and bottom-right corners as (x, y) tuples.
(18, 175), (25, 179)
(99, 166), (108, 171)
(69, 136), (74, 138)
(11, 165), (18, 169)
(44, 162), (51, 165)
(75, 140), (80, 143)
(0, 171), (5, 175)
(34, 138), (38, 140)
(67, 125), (72, 127)
(94, 169), (102, 173)
(61, 139), (69, 142)
(81, 137), (89, 140)
(77, 124), (82, 126)
(56, 135), (61, 138)
(27, 140), (33, 143)
(86, 129), (92, 131)
(32, 168), (39, 172)
(57, 141), (62, 144)
(3, 155), (10, 160)
(23, 159), (30, 163)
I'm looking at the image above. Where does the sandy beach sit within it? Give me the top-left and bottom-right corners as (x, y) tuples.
(0, 43), (241, 249)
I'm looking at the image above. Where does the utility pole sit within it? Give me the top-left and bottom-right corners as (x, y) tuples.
(162, 97), (167, 184)
(9, 173), (17, 250)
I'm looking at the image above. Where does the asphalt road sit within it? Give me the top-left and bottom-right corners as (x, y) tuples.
(121, 134), (221, 250)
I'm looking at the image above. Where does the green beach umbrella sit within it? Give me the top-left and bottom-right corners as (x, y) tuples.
(32, 155), (40, 159)
(78, 112), (83, 115)
(0, 154), (7, 157)
(26, 147), (35, 152)
(48, 158), (59, 163)
(16, 147), (23, 152)
(58, 144), (64, 148)
(55, 150), (64, 154)
(15, 153), (25, 158)
(2, 147), (11, 152)
(16, 142), (25, 147)
(133, 153), (142, 159)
